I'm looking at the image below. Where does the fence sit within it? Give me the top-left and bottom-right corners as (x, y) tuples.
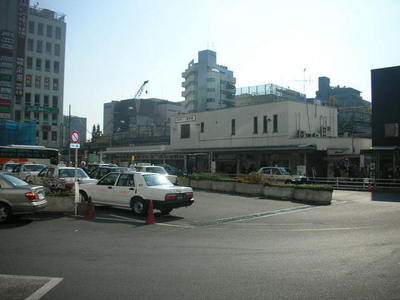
(307, 177), (400, 191)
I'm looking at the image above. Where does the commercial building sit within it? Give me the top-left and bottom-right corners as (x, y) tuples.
(315, 76), (371, 136)
(0, 1), (66, 147)
(361, 66), (400, 179)
(103, 98), (183, 146)
(101, 99), (370, 177)
(182, 50), (236, 112)
(235, 84), (306, 107)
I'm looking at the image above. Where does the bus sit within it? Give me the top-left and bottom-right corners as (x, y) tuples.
(0, 145), (59, 168)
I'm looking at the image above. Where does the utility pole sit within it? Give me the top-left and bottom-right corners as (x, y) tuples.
(68, 104), (71, 163)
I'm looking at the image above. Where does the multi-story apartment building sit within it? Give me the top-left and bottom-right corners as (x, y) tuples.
(0, 1), (66, 147)
(182, 50), (236, 112)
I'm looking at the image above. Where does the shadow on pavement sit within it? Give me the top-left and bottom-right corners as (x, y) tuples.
(371, 192), (400, 202)
(0, 217), (32, 229)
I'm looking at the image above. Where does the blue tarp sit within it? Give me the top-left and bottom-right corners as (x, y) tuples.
(0, 120), (37, 145)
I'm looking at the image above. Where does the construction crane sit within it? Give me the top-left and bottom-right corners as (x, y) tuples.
(134, 80), (149, 99)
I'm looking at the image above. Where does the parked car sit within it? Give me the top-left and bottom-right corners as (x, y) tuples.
(0, 162), (21, 173)
(26, 166), (97, 191)
(0, 173), (47, 224)
(132, 165), (177, 184)
(13, 163), (46, 181)
(256, 167), (307, 184)
(79, 171), (194, 215)
(84, 163), (118, 176)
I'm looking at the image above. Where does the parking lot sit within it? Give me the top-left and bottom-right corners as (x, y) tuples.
(1, 190), (400, 299)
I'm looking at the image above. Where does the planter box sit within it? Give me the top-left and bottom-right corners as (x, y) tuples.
(44, 196), (75, 213)
(235, 182), (263, 195)
(293, 188), (332, 205)
(263, 186), (294, 200)
(211, 181), (235, 193)
(190, 179), (212, 190)
(176, 177), (190, 187)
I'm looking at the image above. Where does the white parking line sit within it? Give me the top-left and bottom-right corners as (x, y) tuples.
(0, 274), (63, 300)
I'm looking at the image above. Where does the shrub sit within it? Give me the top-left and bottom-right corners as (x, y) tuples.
(46, 191), (74, 197)
(294, 184), (333, 191)
(188, 173), (234, 182)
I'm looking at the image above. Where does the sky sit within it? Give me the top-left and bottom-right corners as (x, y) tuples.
(37, 0), (400, 137)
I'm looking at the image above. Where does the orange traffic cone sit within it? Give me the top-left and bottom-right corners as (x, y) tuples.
(85, 197), (95, 219)
(146, 200), (155, 225)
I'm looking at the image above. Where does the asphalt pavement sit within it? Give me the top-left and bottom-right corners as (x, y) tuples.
(0, 190), (399, 299)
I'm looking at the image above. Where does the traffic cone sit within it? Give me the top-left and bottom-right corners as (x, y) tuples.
(85, 197), (95, 219)
(146, 200), (155, 225)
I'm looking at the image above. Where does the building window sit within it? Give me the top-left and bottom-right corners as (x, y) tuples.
(45, 60), (50, 72)
(273, 114), (278, 133)
(16, 95), (22, 105)
(207, 78), (215, 82)
(25, 93), (31, 106)
(34, 112), (39, 120)
(52, 114), (57, 124)
(53, 78), (59, 90)
(36, 40), (43, 53)
(253, 116), (258, 134)
(200, 122), (204, 133)
(36, 58), (41, 71)
(51, 131), (57, 141)
(24, 111), (30, 120)
(25, 75), (32, 87)
(27, 56), (32, 69)
(55, 27), (61, 39)
(54, 44), (60, 56)
(53, 61), (60, 73)
(44, 77), (50, 89)
(34, 94), (40, 106)
(207, 88), (215, 92)
(52, 96), (58, 108)
(206, 98), (215, 102)
(384, 123), (400, 137)
(180, 124), (190, 139)
(46, 25), (53, 38)
(15, 110), (21, 121)
(44, 95), (49, 107)
(263, 115), (268, 133)
(42, 131), (48, 140)
(35, 76), (41, 89)
(43, 113), (49, 122)
(37, 23), (44, 35)
(28, 21), (34, 34)
(27, 39), (33, 51)
(46, 42), (51, 54)
(231, 119), (235, 136)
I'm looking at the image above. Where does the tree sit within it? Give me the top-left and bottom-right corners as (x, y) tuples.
(92, 125), (96, 138)
(96, 124), (101, 136)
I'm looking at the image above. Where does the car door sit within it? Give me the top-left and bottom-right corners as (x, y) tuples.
(112, 173), (136, 207)
(90, 173), (120, 205)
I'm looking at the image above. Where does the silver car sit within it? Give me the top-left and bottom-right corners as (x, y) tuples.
(0, 174), (47, 224)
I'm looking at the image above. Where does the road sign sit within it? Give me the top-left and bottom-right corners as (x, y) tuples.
(70, 143), (80, 149)
(70, 130), (80, 143)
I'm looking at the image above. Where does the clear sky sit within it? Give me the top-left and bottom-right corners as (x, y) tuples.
(37, 0), (400, 137)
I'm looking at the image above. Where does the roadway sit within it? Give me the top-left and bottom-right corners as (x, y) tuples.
(0, 190), (399, 299)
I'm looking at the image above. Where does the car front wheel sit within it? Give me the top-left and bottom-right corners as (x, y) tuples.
(132, 198), (148, 216)
(0, 203), (11, 224)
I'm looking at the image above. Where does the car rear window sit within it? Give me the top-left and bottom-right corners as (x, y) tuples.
(23, 164), (46, 172)
(143, 174), (173, 186)
(2, 174), (29, 186)
(145, 167), (167, 175)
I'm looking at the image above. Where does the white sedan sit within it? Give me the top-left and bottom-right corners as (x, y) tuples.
(79, 171), (194, 215)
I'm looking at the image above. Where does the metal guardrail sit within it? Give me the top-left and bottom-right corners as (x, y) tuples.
(307, 177), (400, 191)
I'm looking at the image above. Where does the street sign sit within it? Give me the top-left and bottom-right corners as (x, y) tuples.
(70, 130), (80, 143)
(70, 143), (80, 149)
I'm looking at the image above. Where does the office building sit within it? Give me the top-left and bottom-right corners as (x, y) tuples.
(182, 50), (236, 112)
(0, 1), (66, 147)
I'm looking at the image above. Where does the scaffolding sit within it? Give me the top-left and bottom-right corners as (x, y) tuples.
(0, 120), (37, 145)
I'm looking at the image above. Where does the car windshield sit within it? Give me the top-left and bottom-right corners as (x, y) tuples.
(4, 164), (20, 172)
(23, 164), (46, 172)
(143, 174), (173, 186)
(278, 168), (291, 175)
(58, 168), (89, 178)
(2, 174), (29, 186)
(145, 167), (167, 174)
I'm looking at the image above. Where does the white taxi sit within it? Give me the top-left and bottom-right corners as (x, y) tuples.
(79, 172), (194, 215)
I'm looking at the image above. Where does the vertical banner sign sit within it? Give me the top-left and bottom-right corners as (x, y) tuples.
(16, 0), (29, 98)
(0, 30), (14, 119)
